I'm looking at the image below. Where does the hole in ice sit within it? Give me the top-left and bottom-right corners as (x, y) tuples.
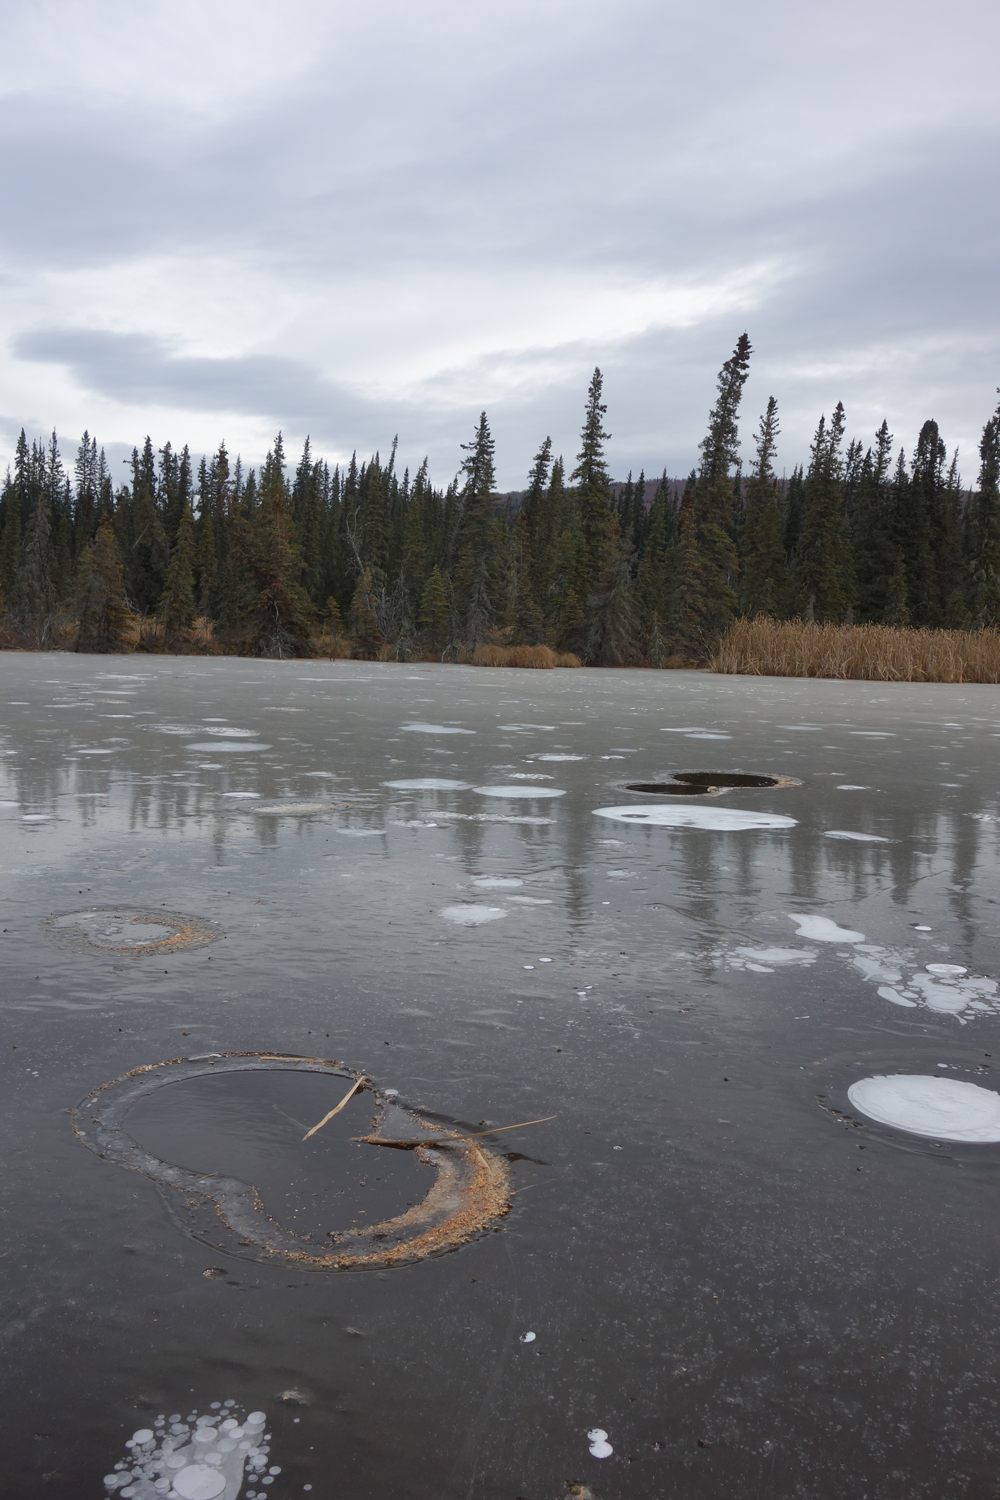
(787, 914), (865, 942)
(474, 785), (566, 798)
(384, 778), (471, 790)
(441, 905), (507, 925)
(126, 1072), (426, 1236)
(400, 723), (475, 735)
(847, 1075), (1000, 1142)
(824, 830), (890, 842)
(472, 877), (523, 888)
(594, 805), (796, 831)
(46, 908), (216, 955)
(76, 1055), (511, 1269)
(625, 782), (713, 797)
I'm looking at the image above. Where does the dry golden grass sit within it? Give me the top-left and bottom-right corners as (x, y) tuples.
(470, 643), (581, 668)
(713, 618), (1000, 683)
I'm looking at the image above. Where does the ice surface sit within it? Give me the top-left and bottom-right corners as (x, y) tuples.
(593, 804), (796, 831)
(824, 830), (890, 842)
(185, 743), (270, 752)
(848, 1075), (1000, 1141)
(400, 723), (475, 734)
(474, 785), (566, 798)
(472, 877), (523, 887)
(441, 905), (507, 925)
(787, 914), (865, 942)
(384, 779), (471, 790)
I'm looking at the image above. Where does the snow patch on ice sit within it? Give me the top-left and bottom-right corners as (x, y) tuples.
(441, 905), (507, 925)
(594, 804), (796, 831)
(848, 1074), (1000, 1141)
(788, 914), (865, 942)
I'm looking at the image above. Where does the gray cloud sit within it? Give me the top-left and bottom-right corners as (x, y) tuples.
(2, 0), (999, 486)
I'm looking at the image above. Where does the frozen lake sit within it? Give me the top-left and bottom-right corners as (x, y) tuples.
(3, 652), (1000, 1498)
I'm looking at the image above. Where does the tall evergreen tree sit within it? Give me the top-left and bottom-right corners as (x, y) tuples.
(791, 403), (854, 621)
(738, 396), (787, 617)
(76, 515), (135, 652)
(571, 369), (613, 599)
(694, 333), (753, 634)
(966, 393), (1000, 626)
(160, 502), (197, 634)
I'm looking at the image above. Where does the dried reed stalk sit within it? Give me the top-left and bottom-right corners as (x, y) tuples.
(712, 619), (1000, 683)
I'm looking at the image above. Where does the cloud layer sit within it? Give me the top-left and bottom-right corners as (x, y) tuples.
(2, 0), (998, 487)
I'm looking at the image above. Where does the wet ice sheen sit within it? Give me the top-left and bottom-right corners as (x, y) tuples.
(848, 1075), (1000, 1142)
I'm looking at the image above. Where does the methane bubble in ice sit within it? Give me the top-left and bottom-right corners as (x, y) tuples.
(787, 913), (865, 942)
(588, 1428), (614, 1458)
(847, 1075), (1000, 1141)
(593, 804), (796, 831)
(472, 876), (523, 887)
(400, 722), (475, 734)
(384, 778), (471, 790)
(824, 830), (890, 842)
(441, 905), (507, 925)
(927, 964), (968, 977)
(533, 753), (585, 761)
(520, 1331), (536, 1343)
(475, 785), (566, 798)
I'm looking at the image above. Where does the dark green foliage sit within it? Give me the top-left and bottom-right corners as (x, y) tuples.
(694, 333), (752, 633)
(6, 349), (1000, 660)
(738, 396), (787, 618)
(791, 403), (855, 621)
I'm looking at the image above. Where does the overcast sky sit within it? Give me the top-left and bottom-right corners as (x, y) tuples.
(1, 0), (998, 491)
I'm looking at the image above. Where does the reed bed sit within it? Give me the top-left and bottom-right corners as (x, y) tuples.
(470, 644), (581, 669)
(712, 619), (1000, 683)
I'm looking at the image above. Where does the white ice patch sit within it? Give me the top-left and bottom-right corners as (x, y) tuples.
(588, 1428), (614, 1459)
(186, 742), (270, 752)
(199, 727), (259, 738)
(520, 1330), (536, 1343)
(729, 947), (817, 970)
(835, 785), (869, 791)
(594, 804), (796, 831)
(847, 1074), (1000, 1141)
(849, 731), (895, 737)
(787, 914), (866, 942)
(253, 801), (339, 815)
(533, 753), (585, 761)
(508, 896), (553, 904)
(336, 828), (385, 837)
(400, 722), (475, 734)
(507, 773), (554, 779)
(825, 830), (891, 842)
(685, 732), (732, 740)
(441, 905), (507, 925)
(222, 791), (259, 798)
(384, 778), (471, 790)
(472, 877), (523, 888)
(475, 785), (566, 798)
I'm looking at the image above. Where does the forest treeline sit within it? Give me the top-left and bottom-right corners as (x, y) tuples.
(2, 334), (1000, 661)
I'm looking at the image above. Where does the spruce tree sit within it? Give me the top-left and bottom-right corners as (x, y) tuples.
(694, 333), (753, 635)
(852, 421), (899, 622)
(583, 525), (637, 665)
(160, 502), (197, 634)
(571, 369), (613, 599)
(419, 565), (451, 654)
(738, 396), (787, 617)
(76, 515), (135, 652)
(454, 412), (497, 642)
(966, 394), (1000, 626)
(666, 495), (708, 652)
(791, 403), (855, 621)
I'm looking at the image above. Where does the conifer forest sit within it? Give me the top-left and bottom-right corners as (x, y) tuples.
(3, 334), (1000, 664)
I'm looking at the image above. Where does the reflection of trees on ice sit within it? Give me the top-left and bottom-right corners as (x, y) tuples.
(103, 1403), (284, 1500)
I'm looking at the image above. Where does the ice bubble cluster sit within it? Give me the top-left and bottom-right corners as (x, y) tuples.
(400, 722), (475, 735)
(102, 1401), (275, 1499)
(847, 1074), (1000, 1142)
(474, 785), (566, 799)
(383, 778), (471, 790)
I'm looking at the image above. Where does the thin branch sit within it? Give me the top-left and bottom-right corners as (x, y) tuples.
(353, 1114), (557, 1150)
(302, 1076), (367, 1140)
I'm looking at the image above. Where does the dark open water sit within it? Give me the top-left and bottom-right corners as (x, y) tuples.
(3, 652), (1000, 1499)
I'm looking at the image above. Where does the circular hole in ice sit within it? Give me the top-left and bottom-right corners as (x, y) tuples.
(926, 964), (968, 977)
(172, 1465), (227, 1500)
(847, 1075), (1000, 1141)
(441, 905), (507, 925)
(474, 785), (566, 799)
(593, 805), (796, 831)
